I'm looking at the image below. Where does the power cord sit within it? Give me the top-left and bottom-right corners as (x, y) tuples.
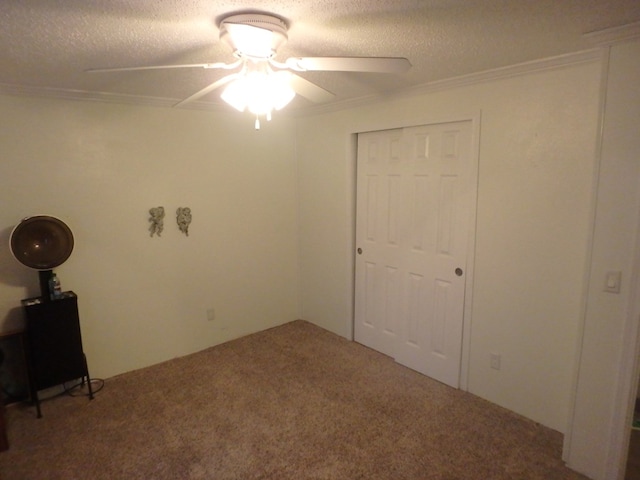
(64, 378), (105, 397)
(33, 377), (106, 402)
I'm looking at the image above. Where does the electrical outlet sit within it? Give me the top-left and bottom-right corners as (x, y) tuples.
(490, 353), (501, 370)
(206, 308), (215, 322)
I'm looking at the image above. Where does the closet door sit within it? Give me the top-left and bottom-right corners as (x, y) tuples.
(354, 121), (474, 388)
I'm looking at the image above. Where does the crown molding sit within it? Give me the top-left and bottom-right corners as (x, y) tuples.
(0, 83), (173, 107)
(0, 82), (228, 112)
(0, 48), (606, 116)
(294, 49), (602, 117)
(583, 21), (640, 46)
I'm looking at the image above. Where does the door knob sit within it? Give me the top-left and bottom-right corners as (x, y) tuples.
(455, 268), (463, 276)
(357, 248), (363, 255)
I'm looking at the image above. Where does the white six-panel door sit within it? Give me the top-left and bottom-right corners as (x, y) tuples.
(354, 121), (474, 388)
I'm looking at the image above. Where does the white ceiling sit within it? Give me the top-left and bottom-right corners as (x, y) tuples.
(1, 0), (639, 112)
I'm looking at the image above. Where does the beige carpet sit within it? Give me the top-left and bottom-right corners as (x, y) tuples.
(1, 320), (588, 479)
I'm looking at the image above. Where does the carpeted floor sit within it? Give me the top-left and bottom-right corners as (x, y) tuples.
(1, 320), (588, 479)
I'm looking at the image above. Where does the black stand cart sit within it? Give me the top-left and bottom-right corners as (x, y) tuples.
(21, 291), (93, 418)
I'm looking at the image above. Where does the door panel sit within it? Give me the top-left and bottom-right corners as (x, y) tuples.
(354, 121), (474, 388)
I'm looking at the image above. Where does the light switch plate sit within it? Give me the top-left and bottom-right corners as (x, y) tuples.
(604, 271), (622, 294)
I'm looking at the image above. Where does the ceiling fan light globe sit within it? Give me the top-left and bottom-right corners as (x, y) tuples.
(221, 78), (248, 112)
(270, 71), (296, 110)
(222, 69), (295, 117)
(245, 71), (273, 115)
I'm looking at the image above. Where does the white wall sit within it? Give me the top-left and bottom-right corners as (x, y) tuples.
(0, 95), (300, 379)
(295, 59), (601, 433)
(1, 45), (635, 480)
(564, 39), (640, 480)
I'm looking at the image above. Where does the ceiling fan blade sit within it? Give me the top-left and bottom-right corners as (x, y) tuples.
(286, 57), (411, 74)
(86, 60), (241, 74)
(290, 74), (335, 103)
(173, 73), (241, 107)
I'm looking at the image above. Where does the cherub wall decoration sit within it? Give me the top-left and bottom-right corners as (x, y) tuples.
(148, 207), (165, 237)
(176, 207), (192, 236)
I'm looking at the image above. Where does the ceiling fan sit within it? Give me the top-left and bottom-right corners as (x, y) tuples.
(87, 13), (412, 128)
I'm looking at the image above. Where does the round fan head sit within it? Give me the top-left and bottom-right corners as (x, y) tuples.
(10, 215), (74, 270)
(219, 13), (288, 59)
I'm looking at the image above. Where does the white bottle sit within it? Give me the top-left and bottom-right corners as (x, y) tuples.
(50, 273), (62, 299)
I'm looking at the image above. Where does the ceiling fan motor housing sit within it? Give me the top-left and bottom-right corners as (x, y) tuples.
(219, 13), (288, 59)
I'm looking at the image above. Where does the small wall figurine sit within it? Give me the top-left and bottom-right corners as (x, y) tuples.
(148, 207), (165, 237)
(176, 207), (192, 236)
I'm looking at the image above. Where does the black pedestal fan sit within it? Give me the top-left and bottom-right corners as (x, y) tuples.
(9, 215), (74, 299)
(9, 215), (93, 418)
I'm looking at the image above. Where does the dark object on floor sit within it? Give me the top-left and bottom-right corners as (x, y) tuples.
(0, 348), (9, 451)
(22, 292), (93, 418)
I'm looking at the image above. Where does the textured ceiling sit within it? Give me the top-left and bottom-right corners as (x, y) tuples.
(1, 0), (639, 111)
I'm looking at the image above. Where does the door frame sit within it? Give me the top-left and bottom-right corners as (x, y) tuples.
(606, 196), (640, 479)
(343, 111), (481, 391)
